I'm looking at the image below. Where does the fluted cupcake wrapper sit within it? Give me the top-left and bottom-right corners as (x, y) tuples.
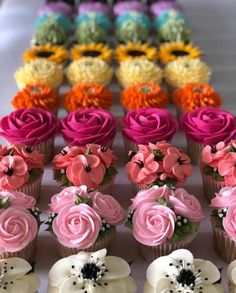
(56, 235), (113, 258)
(201, 173), (226, 203)
(33, 137), (55, 164)
(123, 135), (139, 153)
(186, 137), (204, 165)
(228, 280), (235, 293)
(18, 175), (43, 202)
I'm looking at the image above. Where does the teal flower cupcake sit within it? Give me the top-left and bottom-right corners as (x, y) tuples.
(154, 9), (187, 30)
(35, 12), (72, 32)
(75, 12), (112, 32)
(115, 12), (152, 32)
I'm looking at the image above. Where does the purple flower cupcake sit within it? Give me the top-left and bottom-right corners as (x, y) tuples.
(114, 1), (148, 16)
(38, 1), (73, 19)
(150, 1), (183, 17)
(78, 2), (111, 16)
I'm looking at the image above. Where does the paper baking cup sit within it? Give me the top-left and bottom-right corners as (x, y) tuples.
(228, 280), (235, 293)
(56, 235), (113, 258)
(212, 226), (236, 263)
(97, 176), (115, 194)
(34, 137), (55, 164)
(123, 135), (139, 153)
(0, 237), (37, 261)
(201, 173), (225, 203)
(18, 175), (43, 202)
(185, 138), (204, 165)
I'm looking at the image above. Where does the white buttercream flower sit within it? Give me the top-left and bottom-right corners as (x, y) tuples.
(227, 259), (236, 293)
(48, 249), (137, 293)
(144, 249), (224, 293)
(0, 258), (40, 293)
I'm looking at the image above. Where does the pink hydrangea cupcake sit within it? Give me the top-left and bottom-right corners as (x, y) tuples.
(0, 108), (59, 163)
(60, 109), (117, 148)
(122, 108), (178, 152)
(210, 186), (236, 263)
(0, 144), (44, 201)
(126, 185), (204, 261)
(180, 107), (236, 164)
(53, 144), (117, 193)
(0, 190), (41, 260)
(46, 185), (125, 257)
(201, 140), (236, 202)
(126, 141), (192, 194)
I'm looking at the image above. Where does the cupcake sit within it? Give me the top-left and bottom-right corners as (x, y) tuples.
(114, 1), (148, 16)
(67, 58), (113, 86)
(64, 83), (113, 112)
(78, 2), (111, 16)
(144, 249), (224, 292)
(60, 109), (116, 147)
(0, 257), (40, 292)
(35, 12), (72, 33)
(116, 59), (163, 88)
(115, 12), (152, 32)
(15, 59), (63, 90)
(164, 57), (211, 92)
(211, 186), (236, 263)
(74, 23), (107, 44)
(38, 1), (73, 19)
(0, 144), (44, 200)
(116, 22), (149, 44)
(48, 249), (137, 292)
(46, 186), (125, 257)
(122, 108), (178, 151)
(53, 144), (117, 193)
(181, 107), (236, 164)
(23, 44), (68, 64)
(0, 190), (41, 260)
(159, 42), (202, 64)
(75, 12), (112, 33)
(0, 108), (59, 163)
(120, 82), (168, 112)
(126, 186), (203, 261)
(201, 141), (236, 202)
(70, 43), (112, 63)
(115, 42), (158, 63)
(151, 1), (184, 17)
(125, 141), (192, 193)
(228, 259), (236, 292)
(12, 83), (59, 114)
(154, 9), (187, 30)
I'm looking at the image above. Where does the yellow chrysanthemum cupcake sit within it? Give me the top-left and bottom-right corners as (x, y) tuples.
(115, 42), (158, 63)
(67, 57), (113, 86)
(159, 42), (202, 64)
(23, 44), (68, 64)
(70, 43), (112, 63)
(15, 59), (63, 89)
(116, 59), (163, 88)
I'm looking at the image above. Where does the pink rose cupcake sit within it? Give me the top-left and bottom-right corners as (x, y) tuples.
(125, 141), (192, 194)
(0, 190), (40, 260)
(0, 108), (59, 163)
(122, 108), (178, 152)
(53, 144), (117, 194)
(180, 107), (236, 164)
(0, 144), (44, 201)
(210, 186), (236, 262)
(201, 140), (236, 202)
(46, 185), (125, 257)
(126, 185), (204, 261)
(60, 109), (117, 148)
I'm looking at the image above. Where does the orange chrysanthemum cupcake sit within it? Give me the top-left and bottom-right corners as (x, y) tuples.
(120, 82), (168, 112)
(64, 83), (113, 112)
(173, 83), (222, 117)
(12, 83), (59, 113)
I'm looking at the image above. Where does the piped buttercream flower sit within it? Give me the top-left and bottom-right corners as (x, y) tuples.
(218, 152), (236, 185)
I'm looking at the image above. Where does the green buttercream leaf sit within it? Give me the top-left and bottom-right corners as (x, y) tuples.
(53, 169), (73, 187)
(0, 197), (10, 209)
(75, 195), (93, 207)
(28, 168), (43, 184)
(101, 167), (117, 186)
(171, 221), (197, 243)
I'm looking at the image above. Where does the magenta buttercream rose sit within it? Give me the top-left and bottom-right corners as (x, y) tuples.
(60, 109), (116, 147)
(211, 186), (236, 209)
(114, 1), (148, 15)
(122, 108), (178, 145)
(223, 203), (236, 241)
(0, 207), (38, 253)
(180, 107), (236, 145)
(0, 190), (36, 209)
(52, 204), (102, 249)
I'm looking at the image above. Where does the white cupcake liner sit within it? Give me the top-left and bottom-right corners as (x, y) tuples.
(18, 175), (43, 202)
(201, 173), (226, 203)
(33, 137), (55, 164)
(186, 137), (204, 165)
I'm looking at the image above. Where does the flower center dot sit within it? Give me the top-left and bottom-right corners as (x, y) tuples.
(176, 269), (196, 287)
(171, 50), (188, 57)
(81, 263), (101, 280)
(83, 50), (101, 57)
(36, 50), (54, 58)
(127, 50), (146, 57)
(5, 167), (14, 177)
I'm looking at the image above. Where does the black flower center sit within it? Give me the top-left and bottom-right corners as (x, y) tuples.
(127, 50), (146, 57)
(136, 160), (144, 168)
(61, 150), (68, 156)
(83, 50), (101, 57)
(36, 50), (54, 58)
(25, 146), (33, 153)
(171, 50), (188, 57)
(85, 165), (91, 172)
(101, 146), (108, 153)
(211, 146), (217, 154)
(5, 167), (14, 177)
(177, 157), (186, 165)
(177, 269), (196, 287)
(81, 263), (101, 280)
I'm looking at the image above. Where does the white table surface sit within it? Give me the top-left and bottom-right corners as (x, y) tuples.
(0, 0), (236, 292)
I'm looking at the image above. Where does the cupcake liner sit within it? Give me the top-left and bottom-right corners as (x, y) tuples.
(132, 183), (149, 195)
(97, 176), (115, 194)
(186, 137), (204, 165)
(33, 137), (55, 164)
(138, 233), (196, 262)
(201, 173), (225, 203)
(56, 235), (113, 258)
(212, 225), (236, 263)
(0, 237), (37, 261)
(123, 135), (139, 153)
(18, 175), (43, 202)
(228, 280), (235, 293)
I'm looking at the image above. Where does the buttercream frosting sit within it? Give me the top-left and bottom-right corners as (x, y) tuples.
(75, 23), (107, 44)
(155, 9), (187, 29)
(75, 12), (112, 32)
(115, 12), (152, 31)
(150, 1), (184, 17)
(116, 22), (149, 44)
(114, 1), (148, 16)
(38, 1), (73, 18)
(35, 12), (72, 32)
(78, 2), (111, 16)
(159, 19), (191, 43)
(0, 190), (36, 208)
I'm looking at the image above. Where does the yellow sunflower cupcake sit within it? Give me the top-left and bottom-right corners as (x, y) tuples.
(67, 57), (113, 86)
(23, 44), (68, 64)
(115, 42), (158, 63)
(159, 42), (202, 64)
(71, 43), (112, 63)
(116, 59), (163, 88)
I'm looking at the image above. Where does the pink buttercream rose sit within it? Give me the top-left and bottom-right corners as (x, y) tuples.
(138, 141), (171, 157)
(218, 152), (236, 185)
(0, 190), (36, 208)
(132, 202), (176, 246)
(211, 186), (236, 209)
(53, 146), (86, 169)
(169, 188), (204, 223)
(0, 155), (29, 190)
(126, 152), (159, 185)
(201, 142), (227, 168)
(223, 203), (236, 241)
(87, 144), (117, 168)
(90, 191), (125, 225)
(0, 207), (38, 253)
(52, 204), (102, 249)
(66, 154), (106, 189)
